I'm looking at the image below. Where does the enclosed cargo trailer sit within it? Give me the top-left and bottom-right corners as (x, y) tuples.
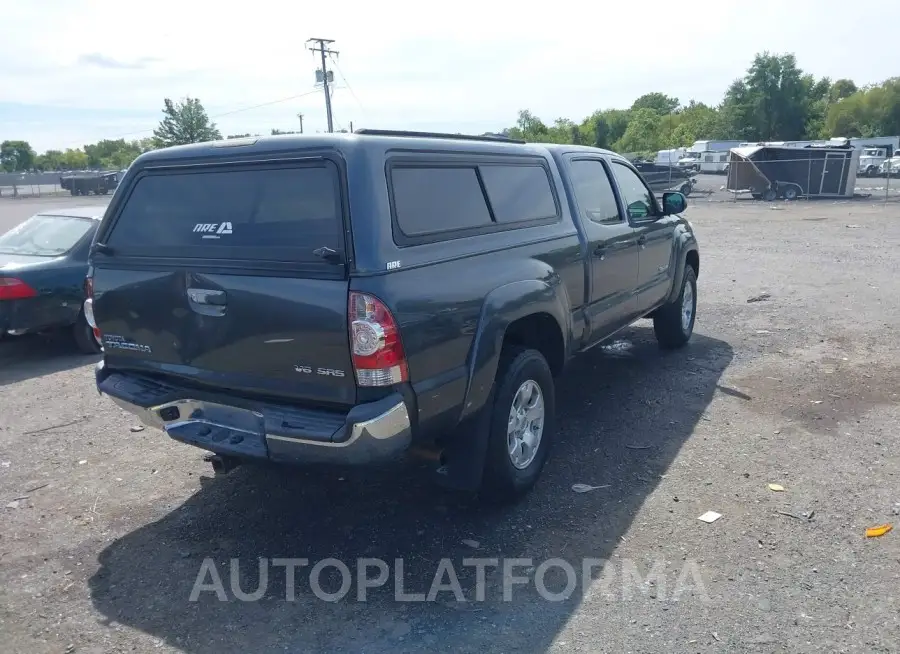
(726, 144), (860, 201)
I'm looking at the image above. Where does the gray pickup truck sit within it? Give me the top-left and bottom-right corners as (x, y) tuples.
(84, 129), (700, 502)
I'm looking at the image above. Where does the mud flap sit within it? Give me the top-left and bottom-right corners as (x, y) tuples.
(432, 387), (494, 493)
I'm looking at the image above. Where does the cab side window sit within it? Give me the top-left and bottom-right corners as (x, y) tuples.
(568, 159), (622, 225)
(611, 162), (657, 221)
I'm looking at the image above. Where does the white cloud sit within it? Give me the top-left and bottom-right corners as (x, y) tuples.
(2, 0), (898, 151)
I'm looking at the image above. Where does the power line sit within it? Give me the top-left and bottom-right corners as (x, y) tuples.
(328, 53), (367, 120)
(212, 90), (320, 118)
(307, 37), (338, 133)
(57, 89), (322, 149)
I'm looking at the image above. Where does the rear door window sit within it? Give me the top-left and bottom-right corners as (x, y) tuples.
(106, 162), (342, 261)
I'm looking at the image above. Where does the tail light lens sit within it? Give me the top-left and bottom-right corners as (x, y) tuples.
(83, 275), (101, 342)
(349, 291), (408, 387)
(0, 277), (37, 301)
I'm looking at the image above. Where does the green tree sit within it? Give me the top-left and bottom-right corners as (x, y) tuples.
(58, 148), (89, 170)
(502, 54), (900, 156)
(591, 115), (610, 149)
(631, 92), (680, 115)
(830, 79), (858, 103)
(825, 77), (900, 137)
(1, 140), (36, 171)
(152, 97), (222, 148)
(83, 139), (144, 169)
(506, 110), (551, 142)
(578, 109), (631, 149)
(614, 108), (662, 153)
(35, 150), (63, 171)
(720, 52), (812, 140)
(662, 101), (723, 147)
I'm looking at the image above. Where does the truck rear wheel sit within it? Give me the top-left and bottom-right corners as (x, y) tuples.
(480, 346), (555, 503)
(72, 310), (102, 354)
(653, 266), (697, 349)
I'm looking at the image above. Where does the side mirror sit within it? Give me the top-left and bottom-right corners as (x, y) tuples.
(661, 191), (687, 215)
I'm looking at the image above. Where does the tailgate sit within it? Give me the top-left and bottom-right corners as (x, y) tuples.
(91, 157), (357, 407)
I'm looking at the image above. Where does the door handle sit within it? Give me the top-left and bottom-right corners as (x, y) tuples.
(187, 288), (227, 306)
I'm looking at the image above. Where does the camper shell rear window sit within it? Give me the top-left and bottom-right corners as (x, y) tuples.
(104, 160), (344, 263)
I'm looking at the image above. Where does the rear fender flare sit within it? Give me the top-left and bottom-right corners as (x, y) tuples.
(460, 279), (569, 422)
(664, 229), (699, 305)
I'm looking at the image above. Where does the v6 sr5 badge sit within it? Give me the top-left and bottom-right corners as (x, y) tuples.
(294, 365), (345, 377)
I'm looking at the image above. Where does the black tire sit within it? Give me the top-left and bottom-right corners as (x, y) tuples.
(783, 186), (799, 201)
(480, 347), (555, 503)
(72, 311), (102, 354)
(762, 188), (777, 202)
(679, 183), (692, 197)
(653, 265), (697, 350)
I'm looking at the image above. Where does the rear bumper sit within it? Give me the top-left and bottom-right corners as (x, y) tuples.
(96, 363), (412, 465)
(0, 298), (59, 335)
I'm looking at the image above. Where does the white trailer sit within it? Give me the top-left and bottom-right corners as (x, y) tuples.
(655, 148), (687, 165)
(689, 139), (743, 154)
(830, 135), (899, 155)
(697, 150), (732, 174)
(683, 140), (745, 174)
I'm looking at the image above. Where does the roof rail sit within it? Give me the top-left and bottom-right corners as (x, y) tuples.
(352, 128), (525, 144)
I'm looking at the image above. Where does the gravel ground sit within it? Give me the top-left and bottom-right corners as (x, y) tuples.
(1, 198), (899, 653)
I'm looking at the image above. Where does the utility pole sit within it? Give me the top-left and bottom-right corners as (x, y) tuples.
(307, 38), (338, 133)
(297, 112), (304, 134)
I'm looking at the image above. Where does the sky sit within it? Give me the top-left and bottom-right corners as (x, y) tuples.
(2, 0), (899, 153)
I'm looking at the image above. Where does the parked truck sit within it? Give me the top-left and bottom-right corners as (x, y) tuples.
(858, 147), (890, 177)
(60, 171), (119, 196)
(84, 130), (700, 502)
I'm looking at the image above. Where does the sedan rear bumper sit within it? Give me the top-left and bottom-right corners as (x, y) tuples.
(0, 297), (75, 336)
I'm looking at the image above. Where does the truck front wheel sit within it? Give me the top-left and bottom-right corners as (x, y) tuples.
(480, 346), (555, 503)
(653, 266), (697, 349)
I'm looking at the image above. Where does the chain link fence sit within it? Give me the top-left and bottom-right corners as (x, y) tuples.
(0, 172), (68, 198)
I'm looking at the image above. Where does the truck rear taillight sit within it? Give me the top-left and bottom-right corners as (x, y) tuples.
(348, 291), (408, 387)
(0, 277), (37, 301)
(83, 275), (101, 342)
